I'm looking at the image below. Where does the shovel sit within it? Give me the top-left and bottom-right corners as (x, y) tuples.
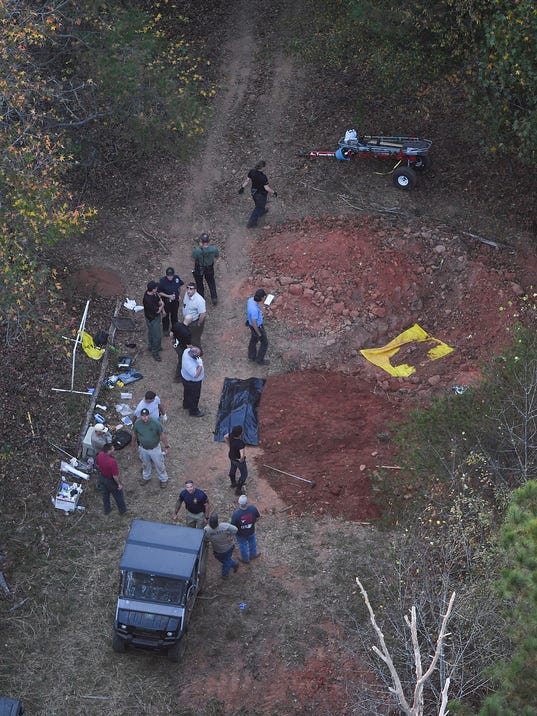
(263, 464), (316, 488)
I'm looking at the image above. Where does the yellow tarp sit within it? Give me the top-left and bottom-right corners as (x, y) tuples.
(80, 332), (105, 360)
(360, 323), (454, 377)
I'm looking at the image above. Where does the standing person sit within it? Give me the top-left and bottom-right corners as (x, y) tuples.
(143, 281), (164, 362)
(246, 289), (269, 365)
(204, 513), (239, 580)
(95, 444), (127, 515)
(158, 266), (184, 337)
(133, 390), (167, 424)
(132, 408), (170, 488)
(224, 425), (248, 495)
(231, 495), (261, 564)
(192, 233), (219, 306)
(182, 282), (206, 349)
(238, 160), (277, 228)
(173, 479), (209, 528)
(172, 321), (192, 383)
(181, 345), (205, 418)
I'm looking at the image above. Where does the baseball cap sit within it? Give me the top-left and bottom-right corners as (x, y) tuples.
(238, 495), (248, 506)
(140, 408), (150, 416)
(147, 280), (158, 291)
(94, 423), (108, 432)
(165, 267), (174, 276)
(199, 233), (210, 243)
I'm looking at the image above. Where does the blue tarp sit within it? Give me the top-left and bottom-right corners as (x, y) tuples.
(213, 377), (265, 445)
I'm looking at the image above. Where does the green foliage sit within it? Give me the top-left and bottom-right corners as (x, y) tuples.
(63, 3), (214, 166)
(0, 3), (95, 338)
(473, 0), (537, 164)
(478, 481), (537, 715)
(296, 0), (490, 100)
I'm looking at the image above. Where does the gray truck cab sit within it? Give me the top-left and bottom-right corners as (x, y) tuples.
(112, 519), (207, 662)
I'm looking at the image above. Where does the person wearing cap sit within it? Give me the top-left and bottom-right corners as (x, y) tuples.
(192, 233), (219, 306)
(224, 425), (248, 495)
(204, 513), (239, 580)
(133, 390), (167, 424)
(230, 495), (261, 564)
(143, 281), (165, 362)
(182, 283), (206, 349)
(90, 422), (112, 453)
(246, 289), (269, 365)
(180, 345), (205, 417)
(173, 480), (210, 529)
(95, 444), (127, 515)
(158, 267), (184, 337)
(132, 407), (170, 488)
(238, 160), (278, 228)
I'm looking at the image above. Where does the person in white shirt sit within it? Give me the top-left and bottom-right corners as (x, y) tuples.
(133, 390), (167, 424)
(180, 346), (205, 418)
(182, 282), (206, 349)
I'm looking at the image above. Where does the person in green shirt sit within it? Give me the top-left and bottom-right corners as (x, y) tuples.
(132, 408), (170, 488)
(192, 233), (219, 306)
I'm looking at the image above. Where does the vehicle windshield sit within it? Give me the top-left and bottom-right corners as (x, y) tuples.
(121, 571), (187, 605)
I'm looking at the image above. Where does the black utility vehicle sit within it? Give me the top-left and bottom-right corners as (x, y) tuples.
(112, 519), (207, 662)
(0, 698), (25, 716)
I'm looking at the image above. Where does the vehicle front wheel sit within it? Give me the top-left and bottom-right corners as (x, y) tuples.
(392, 166), (417, 190)
(167, 638), (187, 663)
(112, 633), (126, 653)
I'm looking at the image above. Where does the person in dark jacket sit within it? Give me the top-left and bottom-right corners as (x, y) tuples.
(143, 281), (164, 361)
(238, 160), (278, 228)
(158, 267), (184, 336)
(230, 495), (260, 564)
(224, 425), (248, 495)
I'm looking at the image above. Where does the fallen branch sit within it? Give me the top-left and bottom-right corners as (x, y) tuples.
(462, 230), (508, 250)
(9, 598), (29, 612)
(80, 695), (112, 701)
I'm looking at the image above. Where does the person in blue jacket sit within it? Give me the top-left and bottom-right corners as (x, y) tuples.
(246, 288), (269, 365)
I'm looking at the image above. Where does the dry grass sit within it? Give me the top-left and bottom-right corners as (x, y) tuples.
(0, 478), (384, 715)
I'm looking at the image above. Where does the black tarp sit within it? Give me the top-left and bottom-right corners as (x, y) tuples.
(213, 377), (265, 445)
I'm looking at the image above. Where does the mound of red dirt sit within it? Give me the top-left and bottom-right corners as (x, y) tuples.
(251, 216), (537, 521)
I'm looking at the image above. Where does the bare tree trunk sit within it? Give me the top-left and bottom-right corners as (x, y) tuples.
(356, 578), (456, 716)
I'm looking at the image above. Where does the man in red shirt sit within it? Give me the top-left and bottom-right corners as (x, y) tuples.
(95, 444), (127, 515)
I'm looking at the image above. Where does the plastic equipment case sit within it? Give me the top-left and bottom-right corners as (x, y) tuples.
(53, 481), (83, 512)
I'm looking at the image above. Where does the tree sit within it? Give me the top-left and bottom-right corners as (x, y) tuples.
(348, 532), (507, 715)
(356, 577), (455, 716)
(478, 480), (537, 715)
(474, 0), (537, 164)
(0, 1), (96, 342)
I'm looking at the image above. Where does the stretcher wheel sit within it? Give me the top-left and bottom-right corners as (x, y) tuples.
(412, 155), (430, 172)
(392, 166), (417, 190)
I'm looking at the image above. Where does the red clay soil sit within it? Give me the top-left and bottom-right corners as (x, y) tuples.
(251, 215), (537, 521)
